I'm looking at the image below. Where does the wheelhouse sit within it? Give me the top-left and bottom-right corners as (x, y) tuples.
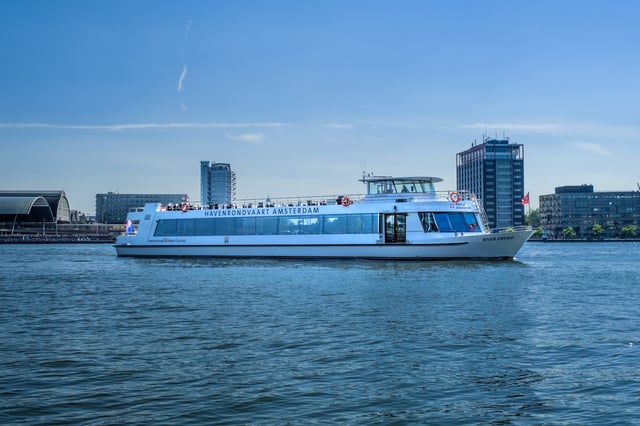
(361, 176), (442, 201)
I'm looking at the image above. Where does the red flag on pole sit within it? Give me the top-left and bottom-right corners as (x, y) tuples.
(521, 192), (530, 205)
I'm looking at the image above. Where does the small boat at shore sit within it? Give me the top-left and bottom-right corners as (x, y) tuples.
(114, 175), (532, 259)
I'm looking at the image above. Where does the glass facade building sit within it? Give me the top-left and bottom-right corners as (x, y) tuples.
(96, 193), (188, 224)
(540, 185), (640, 239)
(200, 162), (236, 206)
(456, 138), (525, 228)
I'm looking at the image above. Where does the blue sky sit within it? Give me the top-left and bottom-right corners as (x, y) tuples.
(1, 1), (639, 214)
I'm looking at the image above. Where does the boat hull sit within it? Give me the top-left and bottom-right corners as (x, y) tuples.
(114, 229), (532, 260)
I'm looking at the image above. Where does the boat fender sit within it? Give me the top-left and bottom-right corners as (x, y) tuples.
(341, 195), (351, 207)
(449, 192), (461, 203)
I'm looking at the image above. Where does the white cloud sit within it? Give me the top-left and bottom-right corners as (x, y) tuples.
(462, 121), (640, 141)
(462, 122), (566, 134)
(569, 142), (614, 157)
(325, 123), (354, 129)
(226, 133), (264, 144)
(0, 122), (288, 130)
(177, 65), (188, 92)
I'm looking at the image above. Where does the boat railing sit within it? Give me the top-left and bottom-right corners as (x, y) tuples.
(160, 194), (368, 211)
(361, 190), (476, 202)
(490, 225), (532, 234)
(469, 196), (491, 232)
(433, 190), (475, 202)
(157, 190), (479, 211)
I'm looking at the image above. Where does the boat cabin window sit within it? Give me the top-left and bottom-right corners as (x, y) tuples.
(418, 212), (481, 233)
(367, 179), (435, 195)
(153, 213), (377, 237)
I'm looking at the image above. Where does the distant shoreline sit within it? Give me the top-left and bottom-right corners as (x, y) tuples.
(0, 237), (115, 244)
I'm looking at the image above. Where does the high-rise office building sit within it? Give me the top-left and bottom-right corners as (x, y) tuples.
(456, 138), (525, 228)
(200, 162), (236, 206)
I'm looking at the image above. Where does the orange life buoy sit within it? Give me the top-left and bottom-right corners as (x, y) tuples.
(341, 195), (351, 207)
(449, 192), (461, 203)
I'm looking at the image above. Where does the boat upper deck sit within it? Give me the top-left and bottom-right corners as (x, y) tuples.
(130, 176), (475, 214)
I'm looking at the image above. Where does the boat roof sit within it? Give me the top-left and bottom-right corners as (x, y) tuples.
(360, 175), (443, 183)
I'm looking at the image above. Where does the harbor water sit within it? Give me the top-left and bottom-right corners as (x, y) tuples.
(1, 242), (639, 424)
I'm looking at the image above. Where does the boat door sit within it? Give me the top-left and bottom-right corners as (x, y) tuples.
(383, 213), (406, 243)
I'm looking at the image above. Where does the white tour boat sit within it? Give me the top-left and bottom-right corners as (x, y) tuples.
(114, 175), (532, 259)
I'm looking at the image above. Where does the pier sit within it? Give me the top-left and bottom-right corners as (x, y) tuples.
(0, 222), (119, 244)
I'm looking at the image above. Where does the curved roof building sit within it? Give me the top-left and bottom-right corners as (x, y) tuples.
(0, 191), (71, 223)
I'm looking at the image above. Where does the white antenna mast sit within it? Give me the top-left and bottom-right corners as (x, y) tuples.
(361, 161), (368, 178)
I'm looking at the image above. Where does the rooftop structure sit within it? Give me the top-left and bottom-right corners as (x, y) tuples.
(0, 190), (71, 223)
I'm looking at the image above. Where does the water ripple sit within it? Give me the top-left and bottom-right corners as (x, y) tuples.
(1, 242), (639, 424)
